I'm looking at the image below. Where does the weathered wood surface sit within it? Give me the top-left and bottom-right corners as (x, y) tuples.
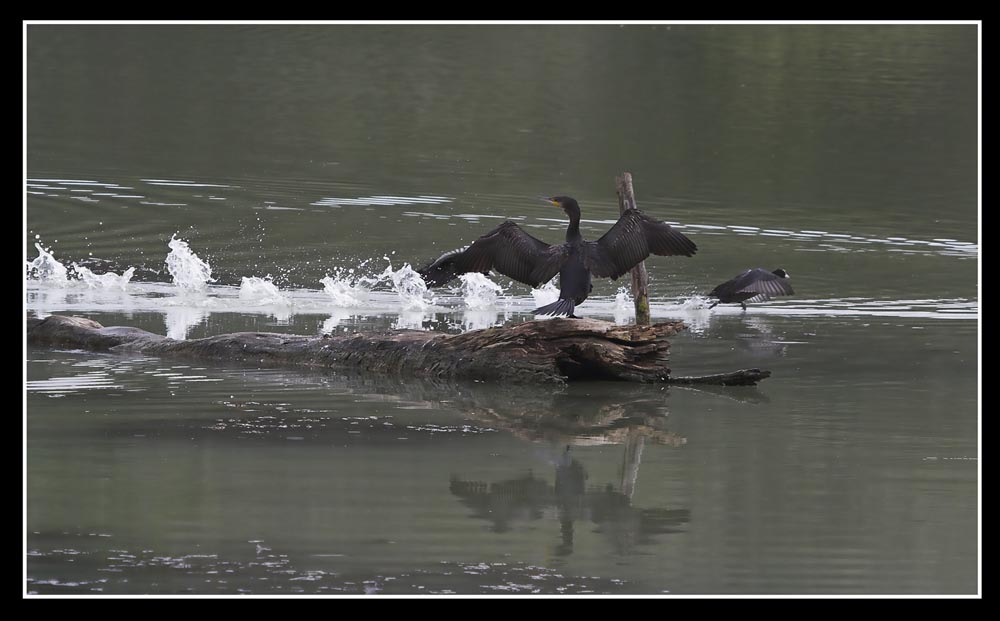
(28, 315), (686, 384)
(27, 315), (770, 386)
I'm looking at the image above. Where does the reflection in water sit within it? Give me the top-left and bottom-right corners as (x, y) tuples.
(29, 353), (698, 593)
(269, 305), (292, 325)
(461, 309), (504, 331)
(163, 299), (210, 340)
(459, 389), (687, 448)
(393, 309), (427, 330)
(321, 308), (354, 334)
(451, 443), (690, 556)
(735, 315), (793, 358)
(27, 333), (978, 594)
(448, 388), (690, 556)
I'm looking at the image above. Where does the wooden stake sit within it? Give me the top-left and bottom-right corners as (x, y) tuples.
(616, 173), (651, 326)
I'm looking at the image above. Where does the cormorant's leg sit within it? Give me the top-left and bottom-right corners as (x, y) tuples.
(568, 314), (580, 319)
(741, 303), (747, 311)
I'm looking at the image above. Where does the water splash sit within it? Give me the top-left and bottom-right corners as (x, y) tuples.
(380, 261), (433, 311)
(165, 236), (213, 290)
(320, 271), (369, 308)
(239, 276), (291, 306)
(322, 260), (433, 311)
(530, 281), (559, 308)
(613, 286), (635, 325)
(661, 295), (714, 334)
(459, 273), (504, 310)
(72, 264), (135, 290)
(26, 243), (134, 289)
(26, 243), (69, 284)
(681, 295), (714, 310)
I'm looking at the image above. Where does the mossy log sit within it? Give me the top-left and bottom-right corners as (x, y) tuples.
(26, 314), (769, 385)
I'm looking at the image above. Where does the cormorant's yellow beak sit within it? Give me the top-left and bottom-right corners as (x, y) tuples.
(544, 197), (562, 208)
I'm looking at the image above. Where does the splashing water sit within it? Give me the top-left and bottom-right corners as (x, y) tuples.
(681, 295), (714, 311)
(321, 260), (433, 311)
(239, 276), (291, 306)
(530, 281), (559, 308)
(165, 236), (213, 290)
(379, 260), (433, 311)
(27, 243), (134, 289)
(613, 286), (635, 325)
(26, 243), (69, 284)
(657, 295), (714, 335)
(72, 264), (135, 290)
(459, 273), (504, 310)
(320, 271), (369, 308)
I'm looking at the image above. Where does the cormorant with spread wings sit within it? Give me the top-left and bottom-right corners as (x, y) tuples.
(708, 268), (794, 310)
(418, 196), (697, 317)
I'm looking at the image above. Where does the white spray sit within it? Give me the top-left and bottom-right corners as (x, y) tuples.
(165, 235), (214, 290)
(239, 276), (291, 306)
(458, 273), (504, 310)
(530, 280), (560, 308)
(72, 264), (135, 290)
(26, 243), (69, 284)
(613, 286), (636, 325)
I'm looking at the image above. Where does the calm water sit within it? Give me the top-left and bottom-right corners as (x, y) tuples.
(25, 24), (979, 595)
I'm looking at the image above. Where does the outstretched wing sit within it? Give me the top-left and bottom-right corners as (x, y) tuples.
(418, 221), (565, 288)
(710, 268), (794, 301)
(584, 209), (697, 279)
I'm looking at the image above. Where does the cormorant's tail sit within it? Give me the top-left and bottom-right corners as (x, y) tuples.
(534, 298), (576, 317)
(708, 300), (719, 309)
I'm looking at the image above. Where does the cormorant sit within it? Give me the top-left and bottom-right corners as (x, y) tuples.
(708, 268), (793, 310)
(418, 196), (697, 317)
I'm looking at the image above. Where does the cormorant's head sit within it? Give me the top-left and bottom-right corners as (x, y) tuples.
(544, 196), (580, 214)
(772, 268), (790, 278)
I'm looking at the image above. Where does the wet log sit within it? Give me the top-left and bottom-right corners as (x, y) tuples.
(26, 315), (770, 386)
(668, 368), (772, 386)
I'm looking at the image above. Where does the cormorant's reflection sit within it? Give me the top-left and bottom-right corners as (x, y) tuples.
(736, 317), (791, 358)
(715, 315), (792, 358)
(554, 446), (587, 555)
(450, 389), (691, 556)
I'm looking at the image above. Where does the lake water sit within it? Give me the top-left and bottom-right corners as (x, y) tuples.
(25, 24), (979, 595)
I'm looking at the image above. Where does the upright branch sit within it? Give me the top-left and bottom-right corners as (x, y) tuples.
(616, 173), (651, 326)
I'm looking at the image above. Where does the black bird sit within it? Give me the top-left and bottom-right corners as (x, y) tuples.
(708, 268), (793, 310)
(418, 196), (697, 317)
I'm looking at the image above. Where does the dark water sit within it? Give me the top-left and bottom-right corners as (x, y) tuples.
(25, 24), (979, 595)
